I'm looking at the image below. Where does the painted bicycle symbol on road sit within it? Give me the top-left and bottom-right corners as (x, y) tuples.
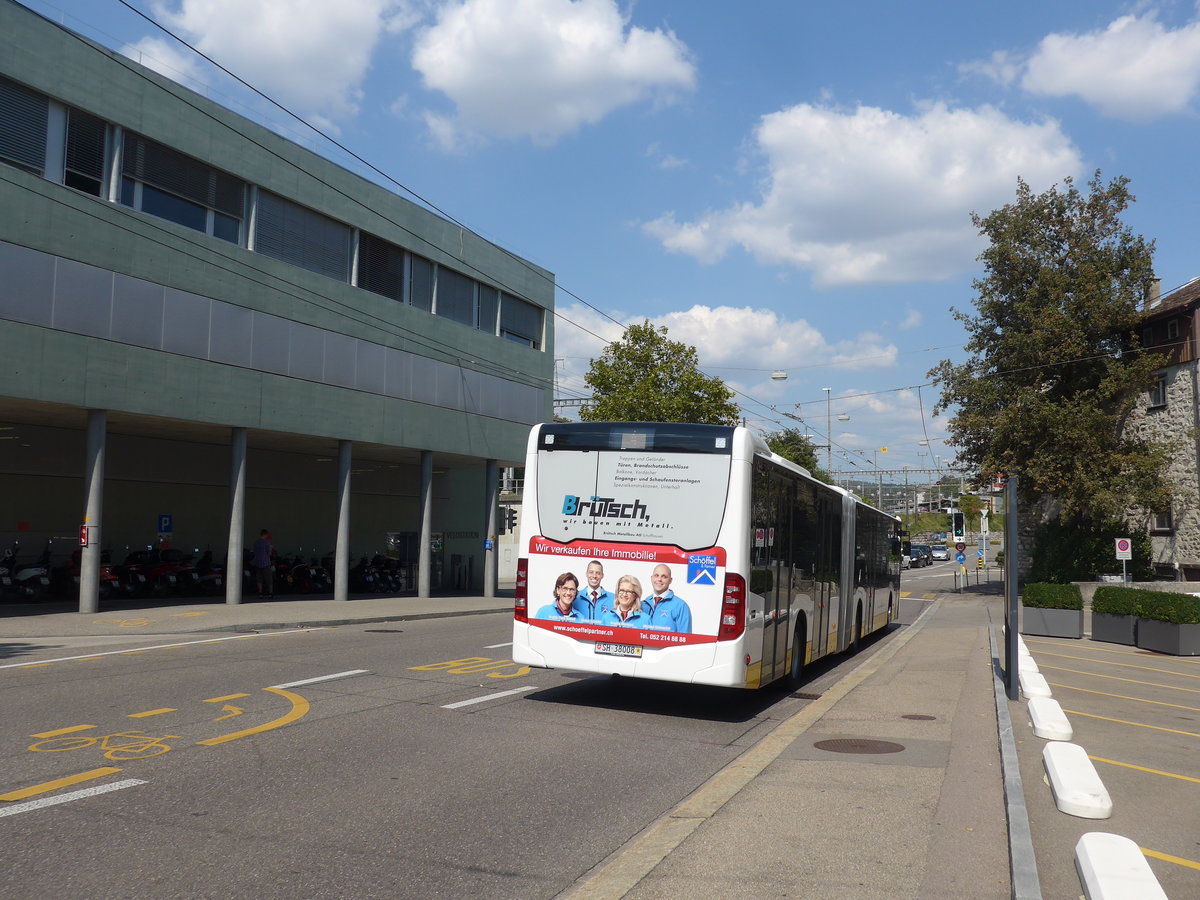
(29, 730), (179, 761)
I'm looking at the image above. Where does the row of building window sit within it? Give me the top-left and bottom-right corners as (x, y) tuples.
(0, 74), (544, 349)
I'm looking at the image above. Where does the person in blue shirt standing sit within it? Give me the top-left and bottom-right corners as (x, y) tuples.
(576, 559), (614, 620)
(644, 564), (692, 633)
(535, 572), (584, 621)
(599, 574), (650, 627)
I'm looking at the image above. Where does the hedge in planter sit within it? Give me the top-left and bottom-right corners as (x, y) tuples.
(1137, 592), (1200, 656)
(1090, 585), (1150, 646)
(1020, 583), (1084, 638)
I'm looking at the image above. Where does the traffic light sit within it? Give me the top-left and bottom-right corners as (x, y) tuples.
(952, 511), (965, 538)
(499, 507), (517, 534)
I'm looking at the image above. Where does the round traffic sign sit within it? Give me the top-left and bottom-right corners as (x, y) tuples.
(955, 552), (966, 563)
(1116, 539), (1131, 552)
(955, 542), (966, 552)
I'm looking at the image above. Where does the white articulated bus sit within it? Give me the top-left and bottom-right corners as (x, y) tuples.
(511, 422), (901, 689)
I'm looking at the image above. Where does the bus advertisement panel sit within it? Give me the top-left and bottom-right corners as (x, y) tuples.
(525, 539), (726, 650)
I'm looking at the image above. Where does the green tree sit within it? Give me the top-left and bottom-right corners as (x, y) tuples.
(929, 171), (1172, 524)
(765, 427), (829, 481)
(581, 321), (740, 425)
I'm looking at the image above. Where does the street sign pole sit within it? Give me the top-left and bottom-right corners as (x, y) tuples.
(1004, 476), (1020, 700)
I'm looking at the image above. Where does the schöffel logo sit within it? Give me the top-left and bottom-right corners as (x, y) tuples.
(562, 495), (650, 520)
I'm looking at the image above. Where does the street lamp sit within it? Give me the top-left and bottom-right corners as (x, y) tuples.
(823, 387), (832, 473)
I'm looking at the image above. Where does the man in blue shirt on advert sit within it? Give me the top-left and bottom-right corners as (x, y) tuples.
(576, 559), (613, 620)
(644, 564), (692, 633)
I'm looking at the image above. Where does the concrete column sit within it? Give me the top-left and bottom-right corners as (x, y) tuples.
(334, 440), (352, 602)
(79, 410), (107, 615)
(226, 427), (247, 605)
(418, 450), (433, 598)
(484, 459), (498, 598)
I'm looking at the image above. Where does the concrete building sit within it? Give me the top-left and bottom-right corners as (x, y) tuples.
(0, 0), (554, 607)
(1125, 278), (1200, 579)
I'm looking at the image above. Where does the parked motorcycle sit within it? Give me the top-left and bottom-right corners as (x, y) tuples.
(0, 542), (52, 599)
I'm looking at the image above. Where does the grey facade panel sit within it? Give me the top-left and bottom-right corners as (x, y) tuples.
(409, 356), (439, 406)
(162, 287), (211, 358)
(287, 319), (324, 381)
(111, 273), (164, 348)
(251, 310), (289, 375)
(355, 340), (386, 395)
(209, 301), (252, 366)
(52, 256), (112, 337)
(0, 240), (53, 326)
(384, 347), (411, 400)
(323, 330), (356, 388)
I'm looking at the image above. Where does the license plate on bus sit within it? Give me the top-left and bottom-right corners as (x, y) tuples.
(595, 642), (642, 658)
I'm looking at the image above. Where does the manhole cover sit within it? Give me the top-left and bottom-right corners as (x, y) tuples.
(814, 738), (905, 755)
(791, 692), (822, 700)
(365, 628), (403, 633)
(902, 714), (936, 721)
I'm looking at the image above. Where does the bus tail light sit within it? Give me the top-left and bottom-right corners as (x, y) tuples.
(718, 572), (746, 641)
(514, 557), (528, 622)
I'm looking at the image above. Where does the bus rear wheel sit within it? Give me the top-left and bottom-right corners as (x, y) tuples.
(786, 615), (807, 689)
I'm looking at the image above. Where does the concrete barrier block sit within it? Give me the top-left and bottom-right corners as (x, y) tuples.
(1075, 832), (1167, 899)
(1019, 669), (1051, 698)
(1044, 742), (1112, 819)
(1028, 696), (1072, 741)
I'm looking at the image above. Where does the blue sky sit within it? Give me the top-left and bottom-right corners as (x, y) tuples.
(23, 0), (1200, 476)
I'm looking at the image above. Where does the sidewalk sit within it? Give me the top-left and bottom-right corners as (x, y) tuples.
(566, 593), (1017, 899)
(0, 591), (515, 638)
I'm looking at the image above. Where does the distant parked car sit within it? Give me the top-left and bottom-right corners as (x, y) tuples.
(931, 544), (948, 561)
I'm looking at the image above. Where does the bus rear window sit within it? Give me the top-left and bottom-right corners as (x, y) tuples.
(536, 448), (732, 549)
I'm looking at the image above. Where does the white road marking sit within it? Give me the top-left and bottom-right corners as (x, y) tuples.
(484, 642), (513, 649)
(271, 670), (369, 689)
(442, 685), (537, 709)
(0, 629), (324, 670)
(0, 779), (146, 818)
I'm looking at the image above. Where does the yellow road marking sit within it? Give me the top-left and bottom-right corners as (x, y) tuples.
(127, 708), (177, 719)
(212, 705), (243, 721)
(1062, 708), (1200, 739)
(1142, 848), (1200, 871)
(16, 663), (52, 668)
(1047, 682), (1200, 713)
(0, 767), (123, 802)
(204, 693), (250, 703)
(31, 725), (96, 739)
(1090, 756), (1200, 784)
(1034, 652), (1200, 680)
(170, 612), (207, 617)
(1039, 665), (1200, 695)
(197, 687), (309, 747)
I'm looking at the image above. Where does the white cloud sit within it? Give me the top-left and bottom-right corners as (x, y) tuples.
(121, 36), (209, 90)
(899, 308), (922, 331)
(552, 303), (899, 402)
(644, 102), (1081, 287)
(957, 49), (1021, 87)
(1020, 13), (1200, 119)
(150, 0), (415, 122)
(411, 0), (695, 148)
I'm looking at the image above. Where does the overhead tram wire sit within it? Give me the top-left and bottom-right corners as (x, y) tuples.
(104, 0), (803, 421)
(112, 0), (626, 339)
(0, 172), (559, 394)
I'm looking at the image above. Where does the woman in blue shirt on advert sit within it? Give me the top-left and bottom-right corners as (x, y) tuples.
(599, 575), (650, 627)
(535, 572), (584, 620)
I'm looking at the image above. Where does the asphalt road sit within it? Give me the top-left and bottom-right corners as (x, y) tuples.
(0, 610), (916, 898)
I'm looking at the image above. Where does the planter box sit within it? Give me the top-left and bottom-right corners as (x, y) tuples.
(1021, 606), (1083, 639)
(1091, 612), (1136, 646)
(1136, 618), (1200, 656)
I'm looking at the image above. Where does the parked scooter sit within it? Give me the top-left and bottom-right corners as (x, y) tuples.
(0, 542), (52, 599)
(193, 550), (224, 596)
(52, 549), (128, 600)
